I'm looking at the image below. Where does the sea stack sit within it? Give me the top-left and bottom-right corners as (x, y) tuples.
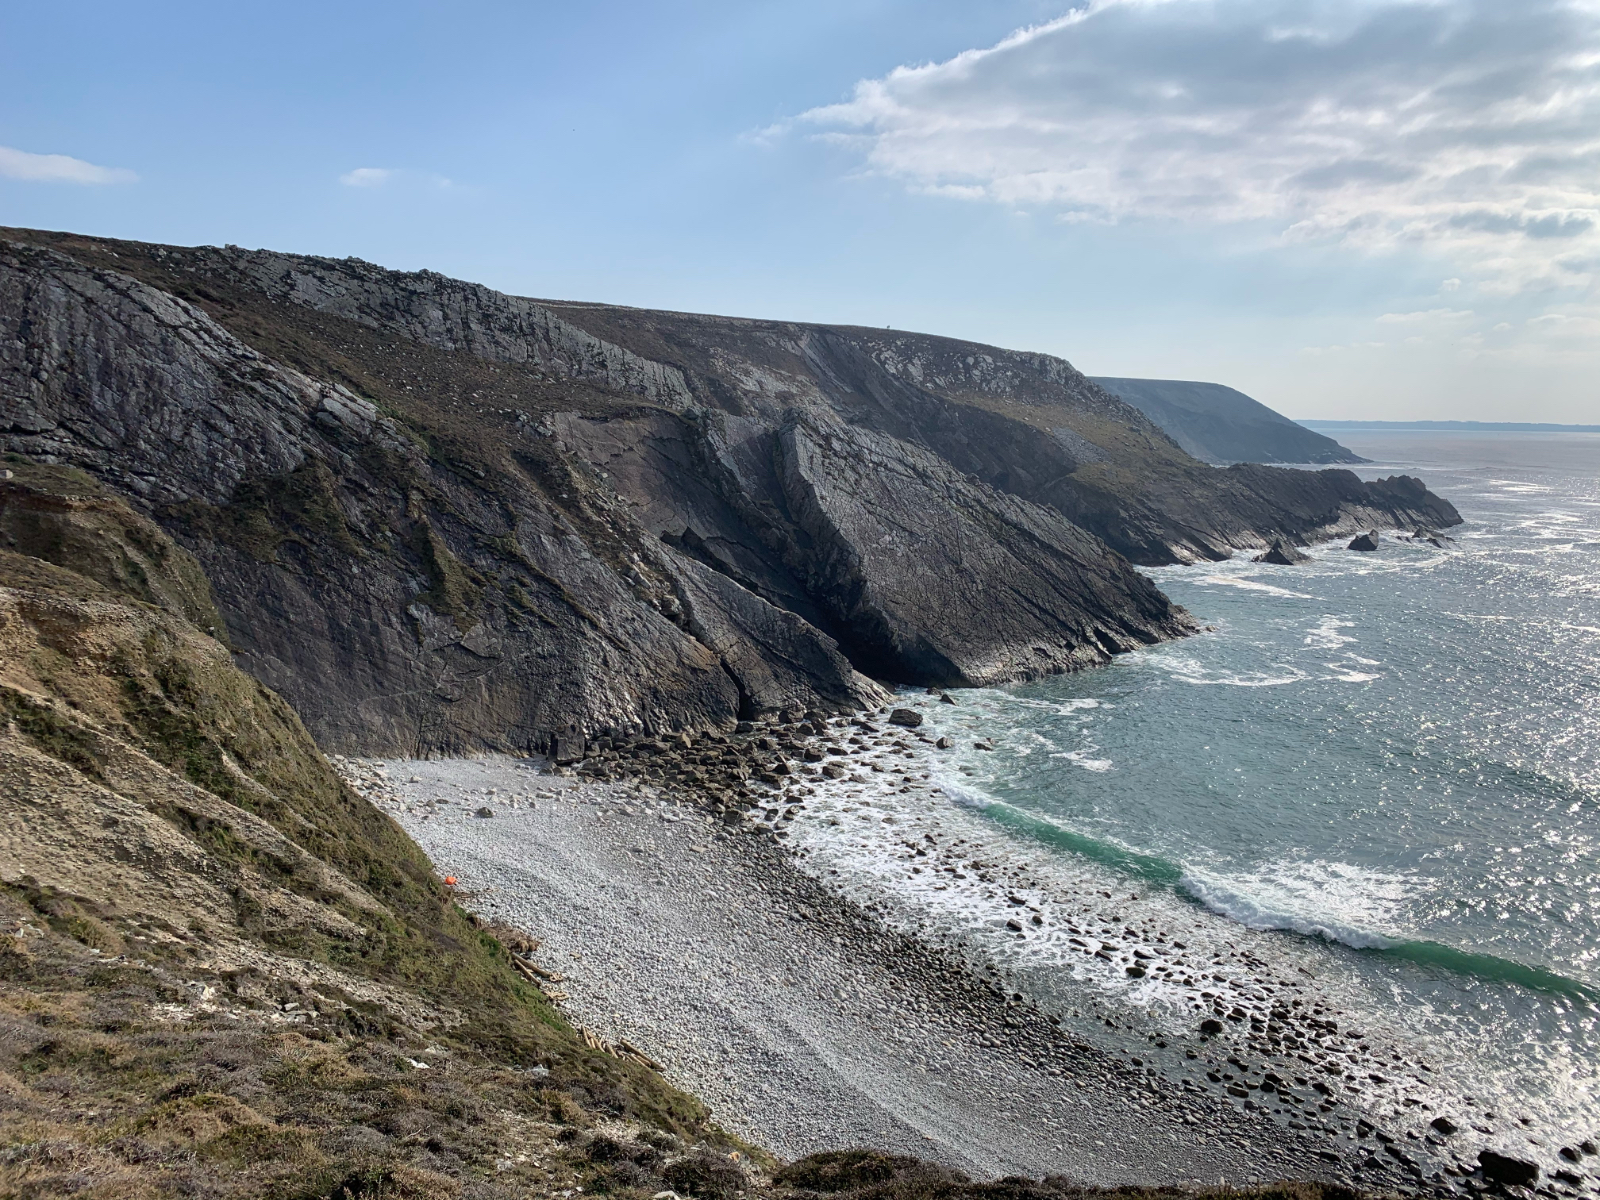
(1252, 539), (1312, 565)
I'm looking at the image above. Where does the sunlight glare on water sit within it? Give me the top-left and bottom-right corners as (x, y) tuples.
(788, 431), (1600, 1164)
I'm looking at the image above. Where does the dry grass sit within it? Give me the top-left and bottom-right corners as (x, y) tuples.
(0, 468), (732, 1197)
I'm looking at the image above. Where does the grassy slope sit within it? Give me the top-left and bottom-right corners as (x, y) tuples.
(0, 464), (718, 1199)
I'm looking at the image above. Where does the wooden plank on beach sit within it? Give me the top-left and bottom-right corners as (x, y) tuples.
(618, 1039), (664, 1071)
(514, 955), (564, 982)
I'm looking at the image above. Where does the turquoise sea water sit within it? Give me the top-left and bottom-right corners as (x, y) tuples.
(994, 431), (1600, 990)
(790, 431), (1600, 1164)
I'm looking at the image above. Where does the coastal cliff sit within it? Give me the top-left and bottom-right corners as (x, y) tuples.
(0, 462), (727, 1197)
(0, 228), (1459, 756)
(1091, 377), (1365, 466)
(0, 462), (1379, 1199)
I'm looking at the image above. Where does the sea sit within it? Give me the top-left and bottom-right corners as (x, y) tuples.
(786, 430), (1600, 1168)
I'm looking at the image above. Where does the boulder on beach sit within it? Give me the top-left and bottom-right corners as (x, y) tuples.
(1252, 539), (1311, 565)
(1479, 1150), (1539, 1188)
(888, 708), (924, 728)
(1348, 532), (1380, 552)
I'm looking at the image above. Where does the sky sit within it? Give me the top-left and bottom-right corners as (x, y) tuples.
(2, 0), (1597, 422)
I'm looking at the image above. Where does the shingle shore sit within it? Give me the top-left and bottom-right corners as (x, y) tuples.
(333, 742), (1452, 1194)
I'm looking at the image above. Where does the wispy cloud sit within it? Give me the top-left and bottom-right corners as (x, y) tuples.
(340, 167), (396, 187)
(1376, 309), (1476, 325)
(0, 145), (136, 184)
(799, 0), (1600, 290)
(338, 167), (458, 191)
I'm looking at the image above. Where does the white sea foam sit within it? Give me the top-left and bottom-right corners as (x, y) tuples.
(1193, 574), (1313, 599)
(1002, 695), (1101, 717)
(935, 776), (995, 810)
(1178, 861), (1413, 951)
(1051, 749), (1115, 772)
(1304, 615), (1356, 650)
(1161, 655), (1309, 687)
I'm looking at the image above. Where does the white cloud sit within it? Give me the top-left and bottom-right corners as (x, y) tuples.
(1376, 308), (1475, 324)
(800, 0), (1600, 289)
(339, 167), (459, 190)
(0, 145), (136, 184)
(340, 167), (395, 187)
(1301, 341), (1386, 354)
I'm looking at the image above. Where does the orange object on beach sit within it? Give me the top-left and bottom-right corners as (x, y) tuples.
(443, 876), (458, 886)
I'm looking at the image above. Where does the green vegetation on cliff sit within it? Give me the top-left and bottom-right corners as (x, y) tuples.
(0, 466), (722, 1198)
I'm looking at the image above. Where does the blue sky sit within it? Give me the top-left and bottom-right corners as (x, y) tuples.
(3, 0), (1597, 421)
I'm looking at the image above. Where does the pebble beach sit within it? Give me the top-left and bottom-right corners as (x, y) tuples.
(328, 705), (1495, 1195)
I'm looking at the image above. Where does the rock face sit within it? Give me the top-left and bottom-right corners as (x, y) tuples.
(1253, 540), (1312, 566)
(1091, 377), (1365, 466)
(544, 302), (1460, 566)
(0, 228), (1462, 754)
(0, 239), (768, 754)
(1348, 532), (1381, 552)
(773, 410), (1187, 684)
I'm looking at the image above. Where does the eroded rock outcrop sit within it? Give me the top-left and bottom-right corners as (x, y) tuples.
(1253, 540), (1312, 566)
(774, 410), (1190, 684)
(0, 242), (751, 752)
(0, 228), (1461, 753)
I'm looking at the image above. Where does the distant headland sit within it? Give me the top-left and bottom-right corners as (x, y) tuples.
(1301, 419), (1600, 433)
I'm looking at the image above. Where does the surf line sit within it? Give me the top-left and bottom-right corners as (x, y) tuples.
(973, 802), (1600, 1005)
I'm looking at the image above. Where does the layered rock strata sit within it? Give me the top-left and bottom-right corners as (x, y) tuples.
(1, 229), (1460, 754)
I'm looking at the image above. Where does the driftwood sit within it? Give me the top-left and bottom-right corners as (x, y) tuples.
(514, 955), (564, 982)
(509, 958), (659, 1070)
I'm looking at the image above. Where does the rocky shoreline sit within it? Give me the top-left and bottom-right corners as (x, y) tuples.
(330, 704), (1561, 1197)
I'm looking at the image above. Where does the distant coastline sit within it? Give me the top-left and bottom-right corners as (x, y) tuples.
(1299, 419), (1600, 433)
